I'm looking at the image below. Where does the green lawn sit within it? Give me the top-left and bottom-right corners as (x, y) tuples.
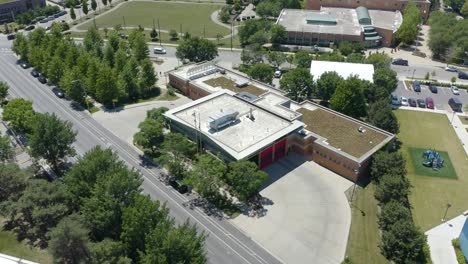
(459, 115), (468, 125)
(77, 1), (230, 38)
(395, 110), (468, 231)
(407, 147), (457, 179)
(0, 228), (52, 264)
(345, 184), (389, 264)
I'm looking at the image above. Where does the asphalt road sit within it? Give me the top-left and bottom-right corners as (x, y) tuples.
(394, 81), (468, 111)
(0, 50), (281, 264)
(391, 64), (468, 84)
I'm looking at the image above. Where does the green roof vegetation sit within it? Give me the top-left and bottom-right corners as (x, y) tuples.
(204, 77), (266, 96)
(297, 108), (389, 158)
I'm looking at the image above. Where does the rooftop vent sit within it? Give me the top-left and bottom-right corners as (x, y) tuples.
(208, 110), (239, 130)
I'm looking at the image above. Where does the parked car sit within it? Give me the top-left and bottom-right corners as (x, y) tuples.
(7, 34), (16, 40)
(429, 84), (438, 93)
(426, 97), (434, 109)
(391, 93), (400, 106)
(445, 66), (458, 72)
(153, 47), (166, 54)
(400, 96), (409, 106)
(408, 98), (417, 107)
(31, 69), (40, 77)
(20, 62), (30, 69)
(274, 70), (282, 78)
(392, 58), (409, 66)
(40, 17), (50, 23)
(459, 72), (468, 80)
(451, 85), (460, 95)
(52, 88), (64, 98)
(417, 98), (426, 108)
(448, 97), (463, 112)
(24, 25), (35, 31)
(413, 80), (421, 92)
(38, 75), (47, 84)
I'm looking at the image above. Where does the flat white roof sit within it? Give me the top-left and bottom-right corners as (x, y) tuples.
(165, 90), (303, 160)
(310, 61), (375, 82)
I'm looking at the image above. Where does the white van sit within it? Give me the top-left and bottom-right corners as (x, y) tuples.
(153, 47), (166, 54)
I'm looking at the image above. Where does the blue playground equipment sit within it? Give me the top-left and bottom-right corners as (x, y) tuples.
(422, 149), (444, 170)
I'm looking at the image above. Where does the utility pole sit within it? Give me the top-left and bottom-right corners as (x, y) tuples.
(203, 24), (205, 38)
(157, 18), (162, 46)
(230, 22), (233, 51)
(180, 23), (182, 36)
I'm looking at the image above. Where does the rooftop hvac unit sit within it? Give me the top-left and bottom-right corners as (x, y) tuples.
(208, 110), (239, 130)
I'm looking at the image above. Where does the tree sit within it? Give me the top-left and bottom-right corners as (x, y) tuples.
(338, 41), (354, 56)
(184, 154), (226, 199)
(238, 19), (273, 45)
(113, 48), (127, 73)
(156, 133), (196, 179)
(0, 132), (14, 163)
(129, 30), (149, 61)
(270, 24), (287, 46)
(133, 119), (164, 155)
(374, 174), (411, 205)
(2, 98), (36, 134)
(169, 29), (178, 40)
(118, 61), (140, 101)
(0, 163), (29, 202)
(96, 65), (119, 105)
(445, 0), (466, 11)
(267, 51), (286, 69)
(103, 42), (115, 67)
(102, 0), (107, 7)
(89, 239), (130, 264)
(365, 52), (392, 69)
(279, 68), (314, 102)
(241, 44), (264, 65)
(381, 220), (426, 263)
(368, 100), (400, 134)
(330, 76), (367, 118)
(248, 63), (274, 84)
(12, 33), (29, 60)
(395, 2), (421, 45)
(461, 1), (468, 17)
(140, 221), (206, 264)
(0, 82), (9, 103)
(150, 28), (158, 40)
(379, 201), (412, 231)
(315, 71), (343, 101)
(294, 50), (312, 68)
(82, 0), (89, 15)
(84, 26), (103, 56)
(47, 55), (65, 84)
(370, 151), (406, 183)
(121, 195), (169, 260)
(346, 53), (365, 63)
(138, 58), (157, 96)
(2, 179), (70, 247)
(91, 0), (97, 12)
(226, 161), (268, 202)
(147, 107), (168, 124)
(70, 7), (76, 20)
(373, 68), (398, 94)
(60, 67), (86, 103)
(176, 37), (218, 63)
(28, 113), (77, 171)
(48, 214), (90, 264)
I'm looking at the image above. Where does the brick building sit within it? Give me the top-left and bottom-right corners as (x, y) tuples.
(166, 62), (394, 181)
(0, 0), (45, 23)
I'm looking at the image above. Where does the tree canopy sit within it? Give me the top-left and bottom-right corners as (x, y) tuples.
(248, 63), (274, 84)
(367, 100), (400, 134)
(2, 98), (36, 133)
(226, 161), (268, 202)
(395, 2), (422, 45)
(176, 37), (218, 62)
(279, 67), (314, 102)
(315, 71), (343, 101)
(329, 76), (367, 118)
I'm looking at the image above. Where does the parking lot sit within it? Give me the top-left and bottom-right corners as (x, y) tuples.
(394, 81), (468, 111)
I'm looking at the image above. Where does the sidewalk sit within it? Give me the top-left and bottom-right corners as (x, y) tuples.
(426, 214), (468, 264)
(448, 112), (468, 156)
(0, 253), (38, 264)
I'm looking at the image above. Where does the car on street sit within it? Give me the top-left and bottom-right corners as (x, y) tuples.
(451, 85), (460, 95)
(459, 72), (468, 80)
(445, 66), (458, 72)
(413, 80), (421, 92)
(20, 62), (30, 69)
(426, 97), (434, 109)
(392, 58), (409, 66)
(153, 47), (166, 54)
(31, 69), (40, 77)
(24, 25), (35, 31)
(429, 84), (438, 93)
(52, 88), (65, 98)
(400, 96), (409, 106)
(38, 75), (47, 84)
(408, 98), (417, 107)
(417, 98), (426, 108)
(40, 17), (50, 23)
(7, 34), (16, 40)
(391, 93), (400, 106)
(274, 70), (282, 78)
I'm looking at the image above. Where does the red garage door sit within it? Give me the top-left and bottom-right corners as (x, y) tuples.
(259, 146), (274, 169)
(274, 139), (287, 161)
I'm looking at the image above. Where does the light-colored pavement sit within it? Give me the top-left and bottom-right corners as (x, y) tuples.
(0, 253), (38, 264)
(426, 214), (468, 264)
(231, 154), (353, 264)
(92, 96), (191, 144)
(449, 112), (468, 156)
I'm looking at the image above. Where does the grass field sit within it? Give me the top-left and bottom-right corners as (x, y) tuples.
(407, 147), (457, 179)
(204, 77), (267, 96)
(0, 226), (52, 263)
(77, 1), (230, 38)
(459, 115), (468, 125)
(395, 110), (468, 231)
(345, 184), (389, 264)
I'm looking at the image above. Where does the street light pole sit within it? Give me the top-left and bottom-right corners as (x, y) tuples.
(442, 203), (451, 222)
(412, 69), (416, 80)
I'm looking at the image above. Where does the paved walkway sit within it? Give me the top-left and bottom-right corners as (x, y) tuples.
(426, 213), (468, 264)
(0, 253), (38, 264)
(448, 112), (468, 156)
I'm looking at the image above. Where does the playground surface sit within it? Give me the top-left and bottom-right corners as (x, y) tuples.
(407, 147), (457, 179)
(76, 1), (230, 38)
(395, 110), (468, 231)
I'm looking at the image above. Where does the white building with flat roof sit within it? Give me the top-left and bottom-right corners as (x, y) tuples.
(310, 60), (375, 82)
